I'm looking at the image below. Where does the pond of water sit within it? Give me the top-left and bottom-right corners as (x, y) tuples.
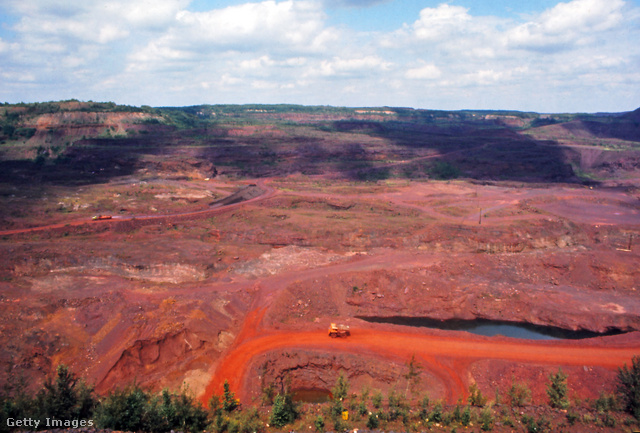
(357, 316), (626, 340)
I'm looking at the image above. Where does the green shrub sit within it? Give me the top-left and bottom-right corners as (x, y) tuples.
(222, 380), (239, 412)
(209, 394), (223, 417)
(599, 412), (616, 428)
(502, 415), (515, 427)
(452, 403), (462, 422)
(357, 400), (368, 417)
(332, 373), (349, 401)
(387, 390), (406, 421)
(366, 412), (379, 429)
(469, 383), (487, 407)
(269, 393), (297, 428)
(479, 406), (494, 431)
(566, 411), (579, 425)
(617, 355), (640, 418)
(36, 365), (96, 421)
(460, 405), (471, 426)
(594, 392), (618, 413)
(95, 385), (148, 432)
(95, 384), (207, 433)
(260, 383), (275, 406)
(581, 413), (595, 424)
(429, 401), (443, 423)
(372, 391), (383, 409)
(314, 415), (325, 433)
(237, 407), (263, 433)
(0, 374), (37, 433)
(522, 414), (550, 433)
(429, 161), (460, 180)
(508, 380), (531, 407)
(546, 369), (569, 409)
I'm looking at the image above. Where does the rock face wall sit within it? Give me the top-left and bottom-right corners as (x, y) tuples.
(246, 349), (446, 402)
(97, 330), (211, 392)
(19, 111), (171, 147)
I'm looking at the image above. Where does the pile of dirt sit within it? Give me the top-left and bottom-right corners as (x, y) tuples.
(233, 246), (344, 278)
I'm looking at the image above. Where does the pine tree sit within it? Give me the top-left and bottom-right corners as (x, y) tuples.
(546, 369), (569, 409)
(617, 355), (640, 418)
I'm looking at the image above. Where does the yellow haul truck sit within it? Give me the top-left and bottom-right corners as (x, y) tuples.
(328, 323), (350, 338)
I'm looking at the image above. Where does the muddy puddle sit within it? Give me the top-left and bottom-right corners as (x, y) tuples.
(357, 316), (626, 340)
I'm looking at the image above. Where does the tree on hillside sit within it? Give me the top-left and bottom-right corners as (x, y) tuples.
(269, 392), (298, 428)
(546, 369), (569, 409)
(617, 355), (640, 418)
(403, 354), (422, 396)
(222, 380), (239, 412)
(36, 364), (96, 420)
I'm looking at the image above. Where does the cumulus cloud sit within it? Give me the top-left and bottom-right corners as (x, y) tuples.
(506, 0), (626, 50)
(172, 1), (328, 49)
(405, 63), (441, 80)
(323, 0), (391, 7)
(9, 0), (187, 43)
(318, 56), (391, 77)
(0, 0), (638, 111)
(412, 4), (472, 41)
(126, 0), (340, 74)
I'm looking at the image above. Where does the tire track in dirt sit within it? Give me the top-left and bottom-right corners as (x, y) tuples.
(0, 180), (276, 236)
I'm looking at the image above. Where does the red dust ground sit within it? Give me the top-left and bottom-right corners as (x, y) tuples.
(1, 105), (640, 432)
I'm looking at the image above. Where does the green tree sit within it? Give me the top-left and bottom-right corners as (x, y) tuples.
(95, 384), (148, 432)
(95, 385), (207, 433)
(222, 380), (239, 412)
(332, 372), (349, 401)
(331, 373), (349, 418)
(508, 379), (532, 407)
(594, 392), (618, 413)
(547, 369), (569, 409)
(479, 406), (494, 431)
(460, 405), (471, 426)
(429, 401), (443, 423)
(208, 394), (223, 417)
(366, 412), (379, 429)
(36, 364), (96, 420)
(269, 393), (297, 428)
(237, 407), (263, 433)
(469, 383), (486, 407)
(387, 390), (405, 421)
(546, 369), (569, 409)
(0, 372), (37, 433)
(617, 355), (640, 418)
(372, 390), (383, 409)
(403, 354), (423, 396)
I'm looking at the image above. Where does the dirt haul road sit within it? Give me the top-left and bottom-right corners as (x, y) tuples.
(201, 309), (640, 405)
(0, 181), (275, 236)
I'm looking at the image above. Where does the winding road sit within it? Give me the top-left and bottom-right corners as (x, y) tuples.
(201, 308), (640, 405)
(0, 180), (277, 236)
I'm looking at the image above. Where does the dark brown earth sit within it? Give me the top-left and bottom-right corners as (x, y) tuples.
(1, 103), (639, 431)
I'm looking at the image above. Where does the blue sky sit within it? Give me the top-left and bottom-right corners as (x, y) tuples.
(0, 0), (639, 112)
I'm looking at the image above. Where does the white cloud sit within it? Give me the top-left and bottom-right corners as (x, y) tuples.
(0, 0), (638, 112)
(505, 0), (626, 50)
(412, 4), (472, 41)
(406, 63), (441, 80)
(324, 0), (390, 7)
(170, 1), (331, 51)
(318, 56), (391, 77)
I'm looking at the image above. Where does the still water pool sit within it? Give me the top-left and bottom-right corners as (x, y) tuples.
(357, 316), (625, 340)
